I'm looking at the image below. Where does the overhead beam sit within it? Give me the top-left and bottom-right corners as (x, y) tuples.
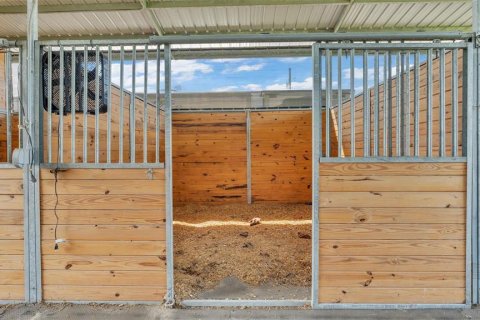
(0, 0), (470, 14)
(334, 0), (354, 32)
(140, 0), (164, 35)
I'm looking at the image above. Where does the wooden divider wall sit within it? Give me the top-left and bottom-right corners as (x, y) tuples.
(0, 168), (24, 301)
(40, 168), (166, 302)
(318, 162), (466, 304)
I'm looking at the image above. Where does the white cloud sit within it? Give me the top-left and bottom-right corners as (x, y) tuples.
(265, 76), (313, 90)
(242, 83), (263, 91)
(213, 85), (239, 92)
(222, 63), (266, 74)
(110, 59), (212, 93)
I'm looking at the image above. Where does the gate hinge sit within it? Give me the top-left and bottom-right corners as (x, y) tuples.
(475, 33), (480, 48)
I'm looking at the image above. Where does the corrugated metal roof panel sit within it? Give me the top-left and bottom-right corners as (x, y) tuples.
(341, 2), (472, 30)
(0, 2), (473, 38)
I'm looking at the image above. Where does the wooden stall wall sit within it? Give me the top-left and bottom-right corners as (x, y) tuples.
(40, 168), (166, 302)
(250, 110), (338, 202)
(335, 50), (463, 157)
(318, 162), (466, 304)
(172, 112), (247, 203)
(0, 168), (24, 301)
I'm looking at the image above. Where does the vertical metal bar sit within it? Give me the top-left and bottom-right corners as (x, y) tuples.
(155, 45), (161, 163)
(383, 52), (388, 157)
(70, 47), (76, 163)
(119, 46), (124, 163)
(107, 45), (112, 163)
(94, 46), (100, 163)
(427, 48), (433, 157)
(465, 42), (474, 306)
(350, 49), (355, 157)
(25, 0), (41, 302)
(311, 43), (321, 308)
(143, 45), (148, 163)
(404, 51), (411, 156)
(82, 46), (88, 163)
(5, 51), (12, 163)
(363, 50), (369, 157)
(164, 44), (175, 306)
(452, 49), (459, 157)
(246, 110), (252, 204)
(414, 51), (420, 157)
(18, 47), (23, 149)
(337, 49), (343, 157)
(47, 47), (52, 162)
(319, 48), (323, 157)
(396, 51), (401, 156)
(373, 50), (379, 157)
(325, 49), (331, 157)
(439, 48), (446, 157)
(130, 45), (136, 163)
(387, 51), (393, 156)
(400, 51), (406, 156)
(59, 45), (64, 163)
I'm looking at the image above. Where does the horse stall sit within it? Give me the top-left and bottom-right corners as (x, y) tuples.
(0, 0), (478, 309)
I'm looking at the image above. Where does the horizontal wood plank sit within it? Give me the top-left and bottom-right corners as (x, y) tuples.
(41, 209), (166, 225)
(40, 179), (165, 195)
(319, 239), (464, 256)
(319, 256), (465, 272)
(319, 175), (465, 192)
(319, 271), (465, 288)
(319, 192), (465, 208)
(318, 287), (465, 304)
(43, 285), (165, 301)
(319, 224), (464, 240)
(41, 194), (165, 210)
(43, 270), (166, 286)
(42, 240), (165, 256)
(319, 163), (466, 176)
(318, 207), (465, 224)
(41, 225), (165, 241)
(42, 255), (166, 271)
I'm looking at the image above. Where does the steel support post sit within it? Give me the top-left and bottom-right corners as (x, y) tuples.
(24, 0), (41, 303)
(164, 44), (175, 306)
(311, 43), (321, 308)
(472, 0), (480, 306)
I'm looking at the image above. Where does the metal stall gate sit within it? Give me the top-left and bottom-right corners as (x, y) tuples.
(35, 40), (173, 304)
(312, 40), (474, 308)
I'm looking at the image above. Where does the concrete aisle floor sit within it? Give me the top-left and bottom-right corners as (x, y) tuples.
(0, 304), (478, 320)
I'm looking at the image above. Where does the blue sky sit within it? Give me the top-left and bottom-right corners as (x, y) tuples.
(109, 54), (422, 94)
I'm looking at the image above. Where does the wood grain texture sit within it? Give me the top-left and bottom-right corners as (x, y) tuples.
(173, 112), (247, 203)
(318, 162), (466, 304)
(43, 285), (166, 302)
(41, 168), (167, 302)
(0, 166), (24, 300)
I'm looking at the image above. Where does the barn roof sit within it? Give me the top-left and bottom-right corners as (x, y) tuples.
(0, 0), (472, 40)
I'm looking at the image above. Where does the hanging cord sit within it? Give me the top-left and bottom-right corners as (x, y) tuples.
(53, 115), (61, 250)
(16, 55), (36, 183)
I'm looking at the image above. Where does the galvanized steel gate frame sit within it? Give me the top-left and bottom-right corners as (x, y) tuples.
(311, 40), (475, 310)
(9, 0), (480, 309)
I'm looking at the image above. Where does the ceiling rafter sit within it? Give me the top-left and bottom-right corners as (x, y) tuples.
(140, 0), (164, 35)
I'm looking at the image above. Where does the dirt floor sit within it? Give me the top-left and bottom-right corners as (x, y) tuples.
(173, 203), (312, 302)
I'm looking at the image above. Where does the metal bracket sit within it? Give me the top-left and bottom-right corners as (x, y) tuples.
(475, 33), (480, 48)
(0, 39), (10, 48)
(146, 168), (154, 180)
